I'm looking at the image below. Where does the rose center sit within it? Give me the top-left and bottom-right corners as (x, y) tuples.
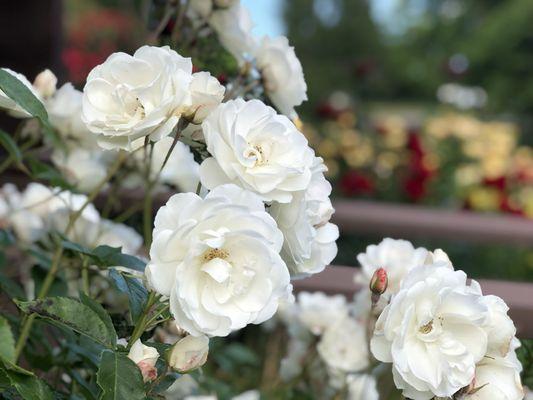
(245, 145), (267, 166)
(419, 320), (434, 334)
(203, 248), (229, 262)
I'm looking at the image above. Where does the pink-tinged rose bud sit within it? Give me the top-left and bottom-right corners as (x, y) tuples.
(137, 360), (158, 382)
(369, 267), (388, 295)
(127, 339), (159, 382)
(168, 335), (209, 373)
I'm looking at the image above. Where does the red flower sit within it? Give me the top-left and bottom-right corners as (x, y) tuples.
(483, 176), (507, 191)
(404, 176), (427, 202)
(340, 171), (375, 196)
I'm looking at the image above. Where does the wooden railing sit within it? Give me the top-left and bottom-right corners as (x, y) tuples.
(332, 199), (533, 246)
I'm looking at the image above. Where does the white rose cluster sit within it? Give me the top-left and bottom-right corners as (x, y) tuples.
(188, 0), (307, 118)
(275, 291), (373, 397)
(0, 183), (142, 254)
(368, 242), (523, 400)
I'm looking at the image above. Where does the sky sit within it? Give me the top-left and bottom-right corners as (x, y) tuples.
(241, 0), (405, 37)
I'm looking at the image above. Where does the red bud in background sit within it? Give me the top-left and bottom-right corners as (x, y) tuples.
(370, 267), (388, 295)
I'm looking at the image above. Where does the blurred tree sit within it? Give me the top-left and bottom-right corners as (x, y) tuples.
(283, 0), (386, 113)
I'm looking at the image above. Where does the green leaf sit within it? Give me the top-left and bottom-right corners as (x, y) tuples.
(79, 293), (117, 347)
(62, 240), (146, 271)
(0, 271), (25, 300)
(16, 297), (115, 348)
(27, 158), (73, 189)
(0, 69), (48, 123)
(0, 130), (22, 164)
(0, 316), (15, 364)
(96, 350), (146, 400)
(0, 369), (55, 400)
(92, 246), (146, 271)
(108, 269), (148, 323)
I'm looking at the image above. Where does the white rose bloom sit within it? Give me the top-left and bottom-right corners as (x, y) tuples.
(127, 339), (159, 382)
(0, 68), (42, 118)
(208, 3), (255, 64)
(480, 295), (517, 358)
(269, 157), (338, 277)
(8, 183), (61, 242)
(33, 69), (57, 99)
(146, 184), (291, 337)
(168, 335), (209, 372)
(356, 238), (428, 297)
(46, 83), (97, 146)
(279, 337), (309, 381)
(297, 292), (348, 335)
(255, 36), (307, 118)
(371, 263), (491, 400)
(144, 136), (200, 193)
(462, 346), (523, 400)
(51, 148), (108, 193)
(200, 98), (314, 203)
(47, 189), (102, 246)
(95, 220), (143, 255)
(184, 72), (225, 124)
(82, 45), (193, 151)
(317, 317), (369, 373)
(346, 374), (379, 400)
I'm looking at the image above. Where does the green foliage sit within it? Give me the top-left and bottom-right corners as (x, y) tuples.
(0, 369), (55, 400)
(0, 316), (16, 364)
(16, 297), (117, 348)
(108, 269), (148, 323)
(517, 339), (533, 389)
(62, 240), (146, 271)
(97, 350), (146, 400)
(0, 129), (22, 165)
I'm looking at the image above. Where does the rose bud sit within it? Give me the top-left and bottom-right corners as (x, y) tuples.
(369, 267), (388, 307)
(168, 335), (209, 373)
(369, 267), (388, 295)
(127, 339), (159, 382)
(33, 69), (57, 99)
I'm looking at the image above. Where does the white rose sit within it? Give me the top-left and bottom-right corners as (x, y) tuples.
(144, 137), (200, 193)
(46, 83), (97, 146)
(33, 69), (57, 99)
(82, 45), (193, 151)
(146, 184), (291, 337)
(208, 2), (255, 64)
(462, 345), (523, 400)
(168, 334), (209, 372)
(51, 148), (109, 193)
(184, 72), (225, 124)
(269, 157), (338, 277)
(371, 263), (490, 400)
(127, 339), (159, 382)
(0, 68), (42, 118)
(346, 374), (379, 400)
(200, 98), (314, 203)
(317, 317), (369, 373)
(255, 36), (307, 118)
(6, 183), (61, 242)
(356, 238), (428, 297)
(480, 294), (517, 358)
(297, 292), (348, 335)
(279, 337), (309, 381)
(95, 220), (143, 255)
(46, 189), (102, 246)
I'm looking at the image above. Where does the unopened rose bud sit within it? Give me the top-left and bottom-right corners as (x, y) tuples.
(370, 267), (388, 307)
(168, 334), (209, 373)
(369, 267), (388, 295)
(33, 69), (57, 99)
(127, 339), (159, 382)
